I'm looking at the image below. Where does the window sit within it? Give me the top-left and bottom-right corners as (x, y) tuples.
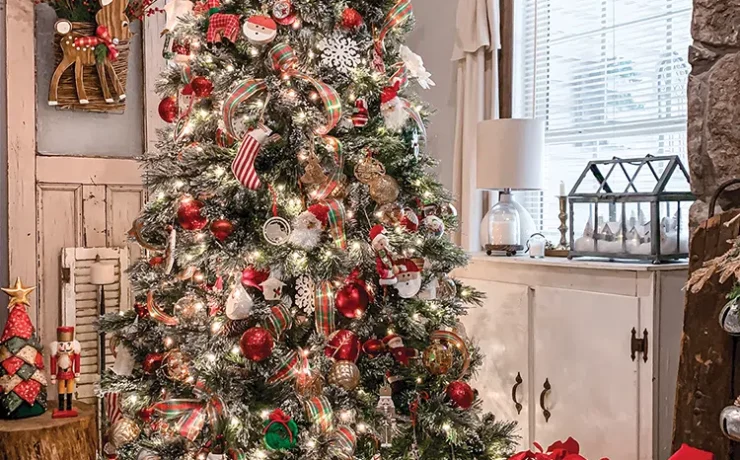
(513, 0), (692, 238)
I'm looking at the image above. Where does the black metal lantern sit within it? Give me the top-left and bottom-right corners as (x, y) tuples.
(567, 155), (694, 263)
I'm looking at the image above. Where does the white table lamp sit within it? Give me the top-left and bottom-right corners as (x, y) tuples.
(476, 118), (544, 254)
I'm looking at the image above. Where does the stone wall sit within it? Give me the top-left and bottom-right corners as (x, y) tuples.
(688, 0), (740, 227)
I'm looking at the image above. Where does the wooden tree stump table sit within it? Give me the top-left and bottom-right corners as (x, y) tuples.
(0, 403), (97, 460)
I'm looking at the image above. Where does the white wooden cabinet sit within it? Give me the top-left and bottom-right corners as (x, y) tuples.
(454, 255), (687, 460)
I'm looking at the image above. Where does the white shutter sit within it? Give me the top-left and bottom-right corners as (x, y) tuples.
(513, 0), (692, 238)
(61, 247), (131, 400)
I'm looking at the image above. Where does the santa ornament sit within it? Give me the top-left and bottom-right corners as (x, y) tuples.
(380, 81), (409, 132)
(370, 225), (398, 285)
(290, 203), (329, 250)
(383, 334), (417, 366)
(50, 326), (81, 418)
(394, 259), (422, 298)
(243, 15), (278, 44)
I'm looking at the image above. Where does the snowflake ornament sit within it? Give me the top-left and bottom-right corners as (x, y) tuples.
(294, 275), (315, 314)
(318, 34), (361, 74)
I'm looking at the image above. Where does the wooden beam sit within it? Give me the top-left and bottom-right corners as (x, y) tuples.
(37, 156), (142, 185)
(5, 0), (38, 322)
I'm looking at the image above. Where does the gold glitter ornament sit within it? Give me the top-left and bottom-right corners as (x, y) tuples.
(174, 294), (202, 320)
(354, 156), (385, 184)
(369, 174), (400, 205)
(377, 203), (404, 226)
(295, 368), (325, 398)
(110, 418), (141, 448)
(327, 360), (360, 391)
(300, 153), (329, 186)
(422, 342), (454, 375)
(164, 350), (191, 382)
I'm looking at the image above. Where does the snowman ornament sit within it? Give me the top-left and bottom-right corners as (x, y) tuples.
(243, 15), (278, 45)
(395, 259), (422, 298)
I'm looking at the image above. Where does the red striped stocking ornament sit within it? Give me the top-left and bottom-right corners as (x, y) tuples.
(231, 124), (272, 189)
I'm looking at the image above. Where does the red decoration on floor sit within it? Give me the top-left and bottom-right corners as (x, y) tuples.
(669, 444), (713, 460)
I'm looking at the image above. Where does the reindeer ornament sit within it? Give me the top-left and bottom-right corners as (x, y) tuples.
(48, 0), (131, 106)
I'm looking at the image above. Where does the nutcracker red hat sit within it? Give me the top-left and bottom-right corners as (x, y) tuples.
(246, 15), (277, 31)
(383, 334), (404, 349)
(380, 81), (400, 105)
(57, 326), (75, 342)
(369, 225), (386, 243)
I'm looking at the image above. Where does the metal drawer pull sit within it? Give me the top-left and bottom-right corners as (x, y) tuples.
(540, 378), (551, 422)
(512, 372), (523, 414)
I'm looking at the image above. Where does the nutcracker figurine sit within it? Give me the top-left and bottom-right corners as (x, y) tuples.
(370, 225), (398, 285)
(50, 326), (81, 418)
(375, 385), (398, 447)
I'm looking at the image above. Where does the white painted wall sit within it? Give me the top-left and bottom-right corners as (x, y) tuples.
(406, 0), (458, 191)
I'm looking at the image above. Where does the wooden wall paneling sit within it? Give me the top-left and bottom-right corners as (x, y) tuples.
(5, 0), (37, 322)
(36, 184), (83, 382)
(106, 185), (146, 261)
(36, 156), (141, 185)
(82, 185), (107, 247)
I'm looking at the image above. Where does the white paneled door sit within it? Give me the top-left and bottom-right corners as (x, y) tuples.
(532, 287), (640, 460)
(459, 278), (530, 449)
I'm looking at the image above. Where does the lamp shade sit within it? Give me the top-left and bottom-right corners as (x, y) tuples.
(476, 118), (545, 190)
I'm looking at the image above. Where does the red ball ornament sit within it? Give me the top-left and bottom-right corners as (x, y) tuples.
(138, 406), (155, 423)
(133, 302), (150, 319)
(148, 255), (164, 267)
(240, 327), (274, 362)
(158, 96), (179, 123)
(142, 353), (164, 374)
(341, 7), (363, 30)
(242, 266), (270, 289)
(335, 281), (370, 318)
(362, 339), (385, 358)
(177, 198), (208, 231)
(324, 329), (361, 362)
(190, 76), (214, 98)
(446, 381), (475, 409)
(210, 219), (234, 242)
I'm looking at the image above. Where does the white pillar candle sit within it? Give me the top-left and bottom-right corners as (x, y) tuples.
(490, 221), (519, 245)
(559, 181), (566, 197)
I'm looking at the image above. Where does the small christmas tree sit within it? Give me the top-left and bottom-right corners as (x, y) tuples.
(0, 279), (47, 419)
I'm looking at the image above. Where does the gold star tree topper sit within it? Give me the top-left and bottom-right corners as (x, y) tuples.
(1, 278), (36, 309)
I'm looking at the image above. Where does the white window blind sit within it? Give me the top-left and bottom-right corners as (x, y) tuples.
(513, 0), (692, 238)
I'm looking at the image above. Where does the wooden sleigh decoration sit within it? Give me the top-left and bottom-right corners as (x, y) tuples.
(48, 0), (131, 113)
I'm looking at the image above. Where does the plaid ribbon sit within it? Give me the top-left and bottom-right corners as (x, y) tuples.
(401, 98), (426, 141)
(216, 127), (236, 147)
(151, 381), (224, 442)
(390, 62), (409, 87)
(222, 79), (268, 139)
(304, 396), (333, 433)
(311, 136), (344, 201)
(429, 329), (470, 379)
(146, 291), (179, 326)
(206, 13), (240, 43)
(285, 70), (342, 135)
(329, 426), (357, 460)
(314, 280), (336, 335)
(75, 25), (119, 61)
(181, 64), (192, 85)
(374, 0), (414, 58)
(264, 303), (293, 338)
(267, 349), (308, 385)
(321, 199), (347, 250)
(269, 43), (299, 71)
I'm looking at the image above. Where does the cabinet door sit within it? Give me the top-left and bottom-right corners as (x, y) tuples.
(458, 278), (530, 448)
(532, 287), (640, 459)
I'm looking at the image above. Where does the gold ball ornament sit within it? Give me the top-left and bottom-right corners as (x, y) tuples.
(164, 350), (192, 382)
(295, 369), (325, 398)
(328, 360), (360, 391)
(354, 156), (385, 183)
(111, 417), (141, 448)
(174, 294), (202, 320)
(377, 203), (404, 226)
(423, 342), (454, 375)
(369, 175), (400, 205)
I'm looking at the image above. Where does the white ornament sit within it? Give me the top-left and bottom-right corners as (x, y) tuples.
(225, 283), (253, 320)
(422, 215), (445, 237)
(289, 210), (323, 249)
(294, 275), (315, 314)
(395, 259), (422, 298)
(111, 342), (135, 376)
(318, 34), (361, 74)
(162, 0), (193, 34)
(263, 216), (292, 246)
(398, 45), (435, 89)
(243, 15), (278, 44)
(260, 277), (286, 301)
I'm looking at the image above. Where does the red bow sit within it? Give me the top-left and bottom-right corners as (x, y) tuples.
(74, 26), (119, 61)
(263, 409), (294, 443)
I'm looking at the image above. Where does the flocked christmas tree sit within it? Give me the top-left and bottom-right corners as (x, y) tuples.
(100, 0), (516, 458)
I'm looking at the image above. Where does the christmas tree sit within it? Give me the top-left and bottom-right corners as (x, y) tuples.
(0, 279), (47, 420)
(100, 0), (516, 458)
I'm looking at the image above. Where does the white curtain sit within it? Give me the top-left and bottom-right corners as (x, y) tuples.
(451, 0), (500, 251)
